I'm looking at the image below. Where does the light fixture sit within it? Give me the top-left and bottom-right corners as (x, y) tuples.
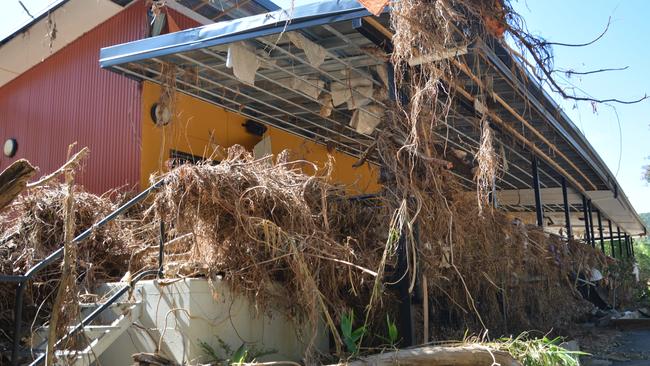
(150, 103), (172, 126)
(3, 138), (17, 157)
(242, 120), (267, 136)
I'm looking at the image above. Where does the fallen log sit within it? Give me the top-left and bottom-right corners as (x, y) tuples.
(0, 159), (37, 210)
(335, 345), (522, 366)
(0, 147), (89, 211)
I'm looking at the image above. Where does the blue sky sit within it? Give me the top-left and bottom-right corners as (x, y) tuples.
(2, 0), (649, 213)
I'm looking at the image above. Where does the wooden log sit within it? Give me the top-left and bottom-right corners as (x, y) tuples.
(132, 352), (178, 366)
(335, 345), (522, 366)
(0, 159), (37, 210)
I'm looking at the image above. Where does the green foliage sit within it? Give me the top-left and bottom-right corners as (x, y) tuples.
(199, 336), (276, 365)
(376, 315), (399, 348)
(340, 310), (366, 354)
(636, 213), (650, 286)
(490, 333), (587, 366)
(386, 315), (398, 346)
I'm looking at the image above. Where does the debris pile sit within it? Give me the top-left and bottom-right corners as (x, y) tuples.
(144, 146), (388, 351)
(0, 184), (132, 335)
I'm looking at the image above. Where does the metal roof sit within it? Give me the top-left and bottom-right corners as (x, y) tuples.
(0, 0), (132, 47)
(99, 0), (646, 236)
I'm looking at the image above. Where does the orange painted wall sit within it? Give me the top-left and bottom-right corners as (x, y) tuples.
(140, 82), (381, 194)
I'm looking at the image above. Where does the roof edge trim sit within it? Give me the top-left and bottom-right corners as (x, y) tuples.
(99, 0), (374, 68)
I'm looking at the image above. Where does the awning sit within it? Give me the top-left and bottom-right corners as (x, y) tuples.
(99, 0), (646, 236)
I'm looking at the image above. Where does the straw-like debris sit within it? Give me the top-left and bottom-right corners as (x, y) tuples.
(0, 184), (131, 340)
(146, 146), (387, 353)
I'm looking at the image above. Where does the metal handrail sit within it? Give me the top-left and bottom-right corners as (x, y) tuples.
(4, 178), (165, 366)
(28, 269), (161, 366)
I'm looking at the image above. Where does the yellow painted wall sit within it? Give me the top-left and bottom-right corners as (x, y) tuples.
(140, 82), (381, 194)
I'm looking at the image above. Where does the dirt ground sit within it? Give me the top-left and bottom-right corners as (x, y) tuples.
(576, 325), (650, 365)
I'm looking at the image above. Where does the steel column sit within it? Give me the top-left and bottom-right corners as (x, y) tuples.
(582, 195), (591, 245)
(396, 228), (413, 347)
(631, 237), (635, 258)
(561, 177), (572, 239)
(531, 155), (544, 227)
(608, 220), (615, 258)
(617, 226), (623, 258)
(158, 220), (165, 279)
(597, 211), (605, 252)
(587, 200), (596, 248)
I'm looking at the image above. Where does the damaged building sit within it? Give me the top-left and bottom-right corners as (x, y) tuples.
(0, 0), (646, 365)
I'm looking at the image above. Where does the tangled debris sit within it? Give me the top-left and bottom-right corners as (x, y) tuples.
(146, 146), (387, 354)
(0, 144), (627, 359)
(0, 184), (132, 341)
(0, 2), (641, 361)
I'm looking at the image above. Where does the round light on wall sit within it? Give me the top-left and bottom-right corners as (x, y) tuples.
(150, 103), (172, 126)
(3, 138), (17, 157)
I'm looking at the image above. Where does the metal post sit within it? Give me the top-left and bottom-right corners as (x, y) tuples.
(608, 220), (615, 258)
(625, 235), (631, 257)
(561, 177), (572, 239)
(617, 226), (623, 258)
(587, 200), (596, 248)
(158, 220), (165, 279)
(531, 155), (543, 227)
(582, 195), (591, 245)
(11, 282), (25, 366)
(631, 237), (635, 258)
(597, 211), (605, 253)
(396, 227), (413, 346)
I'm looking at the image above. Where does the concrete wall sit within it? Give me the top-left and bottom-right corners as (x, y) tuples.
(100, 278), (328, 364)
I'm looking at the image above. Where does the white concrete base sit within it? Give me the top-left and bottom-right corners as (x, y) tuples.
(99, 278), (328, 365)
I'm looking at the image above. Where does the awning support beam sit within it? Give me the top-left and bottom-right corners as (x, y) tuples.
(588, 200), (596, 248)
(617, 226), (623, 258)
(532, 155), (543, 227)
(582, 195), (591, 245)
(597, 210), (605, 253)
(562, 177), (572, 239)
(608, 219), (615, 258)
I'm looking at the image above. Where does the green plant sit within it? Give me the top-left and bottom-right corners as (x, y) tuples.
(489, 333), (587, 366)
(199, 336), (276, 365)
(377, 315), (399, 347)
(386, 315), (398, 346)
(340, 310), (366, 354)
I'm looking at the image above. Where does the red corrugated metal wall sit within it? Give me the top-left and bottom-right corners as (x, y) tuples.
(0, 1), (197, 194)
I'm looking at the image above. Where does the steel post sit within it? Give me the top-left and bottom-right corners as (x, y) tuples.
(597, 211), (605, 252)
(582, 195), (591, 245)
(561, 177), (572, 239)
(587, 200), (596, 248)
(617, 226), (623, 258)
(608, 220), (615, 258)
(531, 155), (543, 227)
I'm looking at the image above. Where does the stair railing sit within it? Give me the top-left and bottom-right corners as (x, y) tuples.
(0, 179), (166, 366)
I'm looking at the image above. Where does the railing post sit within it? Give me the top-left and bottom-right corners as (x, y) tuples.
(11, 282), (26, 366)
(159, 220), (165, 279)
(561, 177), (572, 239)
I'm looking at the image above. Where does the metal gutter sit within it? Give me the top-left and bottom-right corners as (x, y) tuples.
(99, 0), (373, 67)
